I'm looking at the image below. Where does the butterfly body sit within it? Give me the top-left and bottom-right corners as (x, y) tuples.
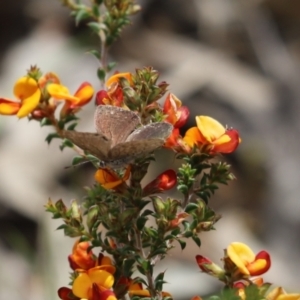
(61, 105), (173, 168)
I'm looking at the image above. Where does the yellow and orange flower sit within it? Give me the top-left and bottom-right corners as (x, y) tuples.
(163, 94), (189, 150)
(183, 116), (241, 154)
(68, 240), (96, 271)
(267, 287), (300, 300)
(96, 73), (132, 107)
(72, 266), (115, 299)
(128, 281), (172, 298)
(0, 76), (41, 118)
(163, 93), (189, 128)
(48, 81), (94, 116)
(227, 242), (271, 276)
(105, 72), (133, 88)
(95, 167), (131, 190)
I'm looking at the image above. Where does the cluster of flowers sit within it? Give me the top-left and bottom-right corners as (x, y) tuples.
(195, 242), (300, 300)
(58, 240), (172, 300)
(0, 70), (240, 193)
(0, 68), (94, 119)
(59, 240), (300, 300)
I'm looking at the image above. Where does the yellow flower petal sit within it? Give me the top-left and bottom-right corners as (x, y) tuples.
(213, 134), (231, 145)
(106, 73), (132, 87)
(267, 287), (300, 300)
(227, 242), (255, 275)
(72, 272), (92, 298)
(13, 77), (39, 100)
(17, 88), (41, 118)
(196, 116), (225, 143)
(277, 295), (300, 300)
(183, 127), (203, 147)
(88, 268), (114, 289)
(47, 83), (79, 102)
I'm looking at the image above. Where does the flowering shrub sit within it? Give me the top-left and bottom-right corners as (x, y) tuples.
(1, 0), (299, 299)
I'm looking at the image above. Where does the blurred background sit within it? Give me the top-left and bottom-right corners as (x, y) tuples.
(1, 0), (300, 299)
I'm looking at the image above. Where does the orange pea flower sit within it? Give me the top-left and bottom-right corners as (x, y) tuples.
(183, 116), (241, 154)
(96, 73), (132, 107)
(143, 169), (177, 196)
(95, 167), (131, 190)
(59, 285), (117, 300)
(227, 242), (271, 276)
(72, 266), (115, 299)
(267, 287), (300, 300)
(128, 281), (172, 298)
(163, 93), (189, 128)
(47, 81), (94, 112)
(68, 240), (96, 270)
(163, 94), (189, 149)
(0, 76), (41, 118)
(105, 72), (133, 87)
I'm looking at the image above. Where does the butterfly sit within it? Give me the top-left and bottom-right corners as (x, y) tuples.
(60, 105), (173, 168)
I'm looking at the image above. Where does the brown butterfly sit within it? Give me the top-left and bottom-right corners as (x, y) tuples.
(60, 105), (173, 168)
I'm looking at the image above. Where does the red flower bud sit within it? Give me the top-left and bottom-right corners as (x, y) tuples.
(143, 169), (177, 196)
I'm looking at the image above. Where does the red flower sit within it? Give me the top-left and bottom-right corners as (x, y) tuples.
(58, 287), (80, 300)
(163, 93), (189, 128)
(143, 169), (177, 196)
(195, 255), (225, 278)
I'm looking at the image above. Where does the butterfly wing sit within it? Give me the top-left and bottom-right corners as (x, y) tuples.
(126, 122), (173, 142)
(60, 130), (110, 161)
(107, 139), (164, 162)
(94, 105), (140, 147)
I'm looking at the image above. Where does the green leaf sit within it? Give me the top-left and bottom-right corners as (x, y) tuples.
(144, 227), (158, 238)
(45, 133), (60, 144)
(136, 216), (148, 231)
(184, 203), (198, 213)
(40, 117), (52, 126)
(177, 239), (186, 250)
(154, 272), (165, 291)
(72, 156), (85, 166)
(183, 231), (193, 238)
(88, 49), (100, 59)
(60, 139), (74, 151)
(107, 61), (117, 72)
(141, 209), (154, 217)
(92, 4), (100, 17)
(136, 264), (146, 276)
(149, 247), (167, 258)
(67, 123), (78, 130)
(122, 258), (135, 277)
(170, 227), (180, 236)
(87, 22), (103, 34)
(97, 68), (106, 81)
(57, 224), (67, 230)
(192, 235), (201, 247)
(177, 184), (188, 195)
(75, 9), (90, 26)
